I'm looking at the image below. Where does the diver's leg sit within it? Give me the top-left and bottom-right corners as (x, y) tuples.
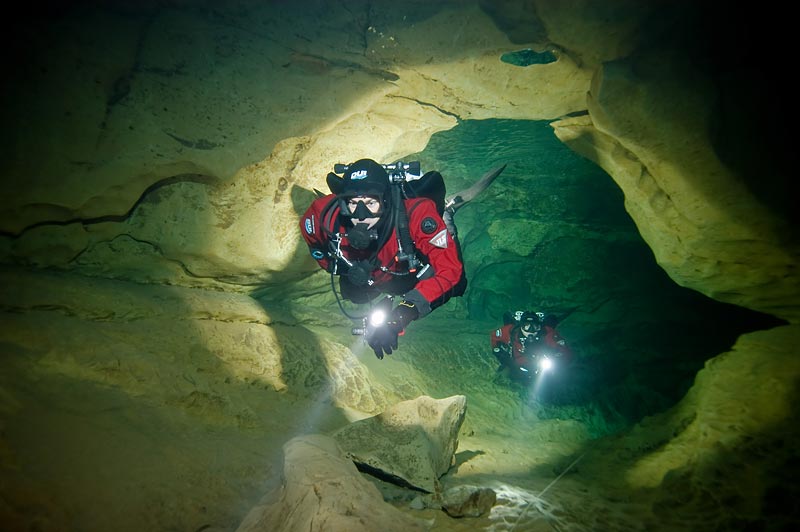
(443, 163), (507, 215)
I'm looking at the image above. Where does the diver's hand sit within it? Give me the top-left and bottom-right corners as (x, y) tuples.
(391, 300), (419, 330)
(493, 344), (511, 365)
(367, 301), (419, 359)
(367, 323), (399, 359)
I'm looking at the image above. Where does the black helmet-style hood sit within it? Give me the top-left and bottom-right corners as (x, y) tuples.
(329, 159), (389, 199)
(333, 158), (392, 227)
(326, 159), (394, 250)
(519, 311), (542, 324)
(341, 158), (389, 198)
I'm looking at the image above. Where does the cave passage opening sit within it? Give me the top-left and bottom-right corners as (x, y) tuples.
(404, 118), (785, 427)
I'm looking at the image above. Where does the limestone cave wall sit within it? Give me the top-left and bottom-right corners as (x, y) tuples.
(1, 1), (798, 531)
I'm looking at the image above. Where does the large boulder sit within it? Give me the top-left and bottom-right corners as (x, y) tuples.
(235, 434), (430, 532)
(332, 395), (467, 493)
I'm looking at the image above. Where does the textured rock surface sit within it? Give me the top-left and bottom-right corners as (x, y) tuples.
(0, 265), (391, 418)
(441, 485), (497, 518)
(552, 70), (799, 322)
(235, 434), (430, 532)
(332, 395), (467, 493)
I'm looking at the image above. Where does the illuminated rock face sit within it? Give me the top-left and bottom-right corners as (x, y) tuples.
(0, 1), (797, 531)
(1, 1), (795, 321)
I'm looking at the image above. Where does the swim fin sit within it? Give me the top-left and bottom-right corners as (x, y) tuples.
(444, 163), (507, 214)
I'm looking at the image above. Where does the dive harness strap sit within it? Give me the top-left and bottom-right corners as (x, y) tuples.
(391, 184), (421, 274)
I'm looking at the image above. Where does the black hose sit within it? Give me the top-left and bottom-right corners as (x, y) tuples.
(330, 272), (367, 320)
(392, 184), (419, 270)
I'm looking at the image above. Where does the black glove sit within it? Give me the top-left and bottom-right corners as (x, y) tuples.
(367, 301), (419, 359)
(493, 344), (511, 365)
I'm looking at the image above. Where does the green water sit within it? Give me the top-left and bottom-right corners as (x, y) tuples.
(407, 118), (635, 227)
(406, 119), (784, 417)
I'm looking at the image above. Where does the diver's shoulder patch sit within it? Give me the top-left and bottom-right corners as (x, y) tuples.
(429, 228), (448, 248)
(420, 217), (438, 235)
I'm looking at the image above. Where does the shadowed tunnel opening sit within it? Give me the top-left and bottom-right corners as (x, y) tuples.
(404, 118), (786, 430)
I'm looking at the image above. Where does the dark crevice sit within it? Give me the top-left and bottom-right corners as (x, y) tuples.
(390, 95), (461, 120)
(353, 461), (430, 493)
(2, 174), (218, 239)
(284, 50), (399, 81)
